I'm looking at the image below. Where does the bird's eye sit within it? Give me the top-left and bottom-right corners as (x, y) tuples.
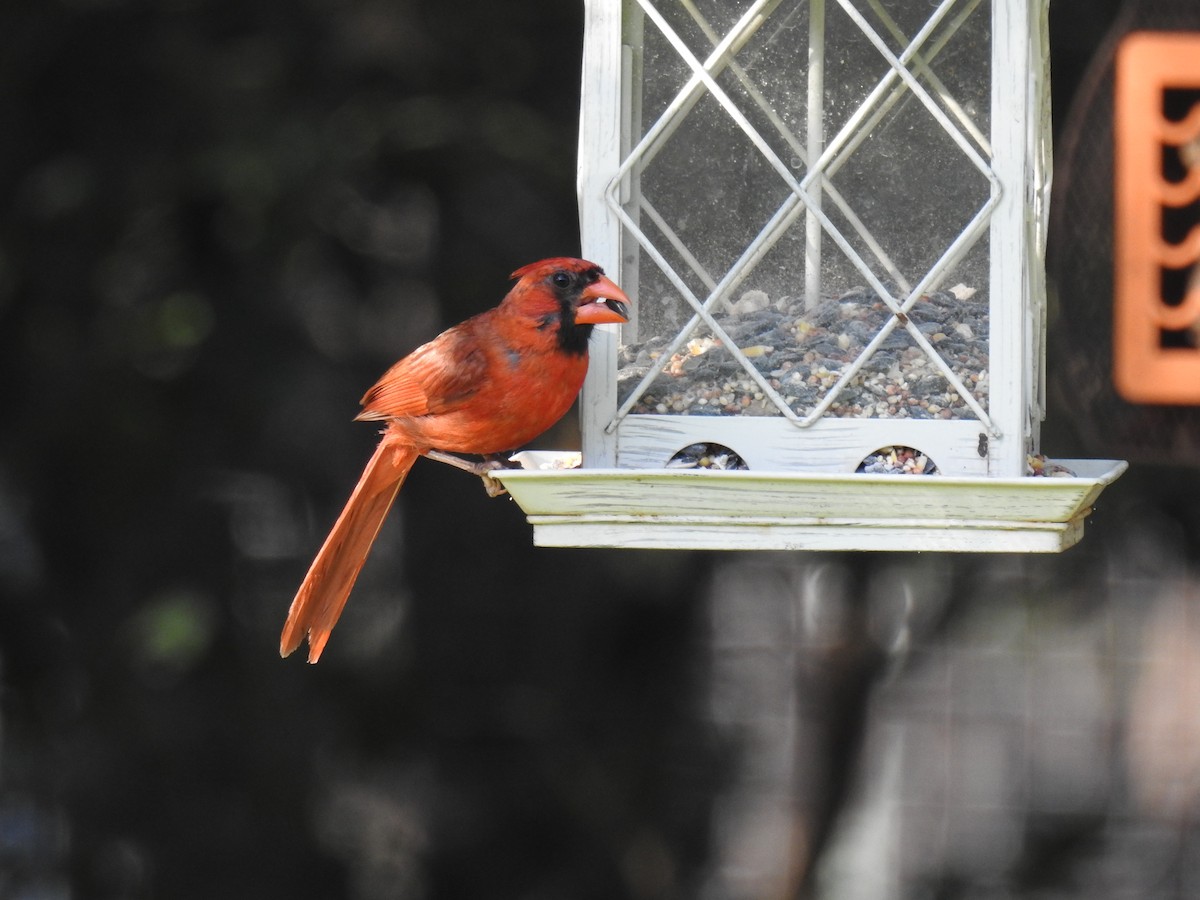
(551, 272), (571, 289)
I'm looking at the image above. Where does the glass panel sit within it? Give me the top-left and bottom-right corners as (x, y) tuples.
(613, 0), (994, 424)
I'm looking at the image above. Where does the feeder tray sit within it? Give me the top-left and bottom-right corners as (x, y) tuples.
(493, 455), (1128, 553)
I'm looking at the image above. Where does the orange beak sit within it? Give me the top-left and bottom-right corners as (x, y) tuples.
(575, 274), (631, 325)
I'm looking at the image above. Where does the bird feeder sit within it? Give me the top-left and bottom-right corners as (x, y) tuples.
(493, 0), (1126, 551)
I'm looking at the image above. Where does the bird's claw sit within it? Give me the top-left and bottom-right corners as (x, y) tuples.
(424, 450), (511, 497)
(480, 467), (508, 498)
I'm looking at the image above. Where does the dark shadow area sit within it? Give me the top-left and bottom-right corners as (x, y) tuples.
(6, 1), (1200, 898)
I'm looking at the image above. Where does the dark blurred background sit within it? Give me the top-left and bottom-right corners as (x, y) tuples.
(5, 0), (1200, 898)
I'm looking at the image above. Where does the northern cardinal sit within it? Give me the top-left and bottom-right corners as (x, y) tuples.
(280, 257), (630, 663)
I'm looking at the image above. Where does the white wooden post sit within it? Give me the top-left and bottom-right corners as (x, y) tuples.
(578, 0), (625, 467)
(987, 0), (1050, 476)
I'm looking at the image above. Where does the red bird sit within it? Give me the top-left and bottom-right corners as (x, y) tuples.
(280, 257), (630, 663)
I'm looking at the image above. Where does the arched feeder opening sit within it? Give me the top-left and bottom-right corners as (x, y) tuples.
(668, 442), (749, 470)
(856, 446), (939, 475)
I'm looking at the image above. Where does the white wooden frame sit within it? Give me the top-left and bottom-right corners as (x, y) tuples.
(497, 0), (1126, 553)
(578, 0), (1047, 477)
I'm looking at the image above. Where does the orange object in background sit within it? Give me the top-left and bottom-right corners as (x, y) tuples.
(1114, 32), (1200, 404)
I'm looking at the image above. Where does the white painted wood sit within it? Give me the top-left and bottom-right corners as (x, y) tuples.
(492, 459), (1127, 553)
(613, 415), (989, 475)
(578, 0), (625, 467)
(526, 518), (1084, 553)
(1029, 0), (1052, 452)
(987, 0), (1050, 476)
(496, 459), (1123, 519)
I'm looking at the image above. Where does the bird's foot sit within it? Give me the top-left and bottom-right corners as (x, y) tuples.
(424, 450), (515, 497)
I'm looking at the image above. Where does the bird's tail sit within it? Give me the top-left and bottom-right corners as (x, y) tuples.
(280, 433), (418, 663)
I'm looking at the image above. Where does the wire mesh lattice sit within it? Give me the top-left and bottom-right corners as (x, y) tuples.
(609, 0), (997, 432)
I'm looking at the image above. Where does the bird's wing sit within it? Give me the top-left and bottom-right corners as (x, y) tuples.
(356, 324), (490, 421)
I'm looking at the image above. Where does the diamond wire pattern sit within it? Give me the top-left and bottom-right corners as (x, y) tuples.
(605, 0), (1001, 435)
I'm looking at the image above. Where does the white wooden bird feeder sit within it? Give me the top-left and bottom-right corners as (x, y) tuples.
(493, 0), (1126, 551)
